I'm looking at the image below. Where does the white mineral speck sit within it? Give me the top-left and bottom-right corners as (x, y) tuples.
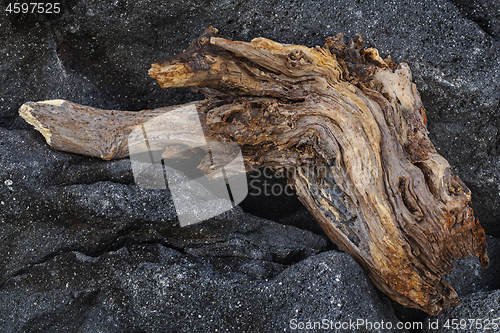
(4, 179), (13, 186)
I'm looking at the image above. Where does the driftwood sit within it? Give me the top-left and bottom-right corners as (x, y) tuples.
(19, 27), (488, 315)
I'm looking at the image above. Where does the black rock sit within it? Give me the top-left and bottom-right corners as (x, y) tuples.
(448, 0), (500, 39)
(0, 127), (176, 285)
(444, 235), (500, 297)
(423, 289), (500, 333)
(0, 245), (405, 333)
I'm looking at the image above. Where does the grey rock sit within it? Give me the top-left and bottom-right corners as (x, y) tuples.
(0, 246), (405, 333)
(444, 235), (500, 297)
(0, 127), (327, 283)
(449, 0), (500, 39)
(0, 128), (175, 285)
(417, 235), (500, 332)
(423, 289), (500, 333)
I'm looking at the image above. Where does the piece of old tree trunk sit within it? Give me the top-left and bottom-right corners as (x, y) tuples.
(20, 27), (488, 315)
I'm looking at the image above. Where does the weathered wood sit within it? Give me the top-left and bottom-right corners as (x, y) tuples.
(19, 27), (488, 315)
(19, 100), (205, 160)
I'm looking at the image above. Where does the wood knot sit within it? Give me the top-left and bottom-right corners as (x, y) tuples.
(288, 50), (311, 68)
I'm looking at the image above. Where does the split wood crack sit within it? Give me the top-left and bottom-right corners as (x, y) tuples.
(19, 27), (488, 315)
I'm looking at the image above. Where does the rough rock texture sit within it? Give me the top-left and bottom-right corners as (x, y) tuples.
(449, 0), (500, 39)
(0, 127), (332, 279)
(422, 289), (500, 333)
(1, 0), (500, 330)
(0, 247), (406, 333)
(0, 127), (174, 285)
(444, 235), (500, 297)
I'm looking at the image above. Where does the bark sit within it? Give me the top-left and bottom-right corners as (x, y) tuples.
(19, 27), (488, 315)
